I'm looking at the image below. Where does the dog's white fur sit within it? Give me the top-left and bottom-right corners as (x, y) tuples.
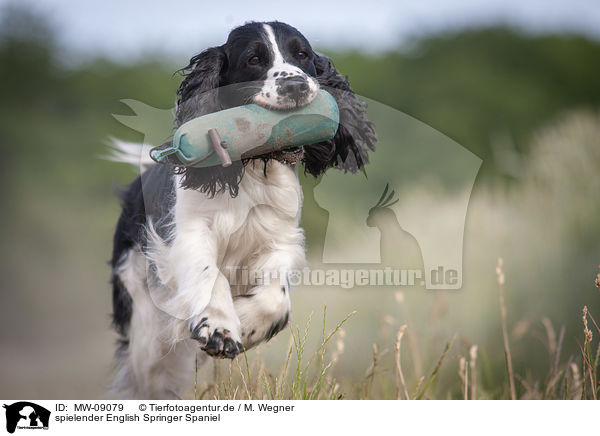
(254, 24), (319, 109)
(104, 138), (155, 172)
(109, 142), (305, 398)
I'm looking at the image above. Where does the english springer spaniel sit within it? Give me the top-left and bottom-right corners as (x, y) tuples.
(109, 21), (376, 399)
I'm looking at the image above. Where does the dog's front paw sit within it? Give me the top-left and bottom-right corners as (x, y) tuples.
(190, 311), (243, 359)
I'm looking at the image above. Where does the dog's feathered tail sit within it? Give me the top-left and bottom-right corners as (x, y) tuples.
(103, 137), (156, 173)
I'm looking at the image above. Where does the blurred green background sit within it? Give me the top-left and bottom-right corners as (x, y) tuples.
(1, 3), (599, 399)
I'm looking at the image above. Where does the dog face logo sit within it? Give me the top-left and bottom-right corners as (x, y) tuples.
(3, 402), (50, 433)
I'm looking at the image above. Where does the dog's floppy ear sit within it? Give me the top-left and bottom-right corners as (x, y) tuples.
(170, 46), (247, 198)
(176, 46), (227, 124)
(302, 52), (377, 177)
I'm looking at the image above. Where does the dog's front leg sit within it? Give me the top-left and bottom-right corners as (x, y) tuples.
(190, 271), (243, 359)
(232, 249), (299, 349)
(169, 222), (243, 359)
(234, 280), (291, 349)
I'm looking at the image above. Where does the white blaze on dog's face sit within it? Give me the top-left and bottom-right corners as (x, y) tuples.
(253, 24), (319, 109)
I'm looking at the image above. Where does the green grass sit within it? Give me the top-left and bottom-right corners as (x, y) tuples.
(191, 267), (600, 400)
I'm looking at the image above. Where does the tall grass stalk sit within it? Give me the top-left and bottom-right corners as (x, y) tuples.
(496, 258), (517, 400)
(394, 325), (409, 400)
(469, 345), (478, 400)
(414, 335), (455, 400)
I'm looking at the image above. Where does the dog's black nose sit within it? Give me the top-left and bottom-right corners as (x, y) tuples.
(279, 76), (309, 100)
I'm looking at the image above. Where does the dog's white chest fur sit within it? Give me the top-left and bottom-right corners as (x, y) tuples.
(174, 160), (305, 295)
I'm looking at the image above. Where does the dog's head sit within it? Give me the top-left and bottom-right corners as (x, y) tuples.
(174, 21), (376, 196)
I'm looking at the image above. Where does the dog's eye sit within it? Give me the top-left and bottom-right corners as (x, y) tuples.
(296, 51), (308, 60)
(248, 55), (261, 65)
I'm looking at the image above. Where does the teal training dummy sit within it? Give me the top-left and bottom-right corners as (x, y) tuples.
(150, 89), (339, 168)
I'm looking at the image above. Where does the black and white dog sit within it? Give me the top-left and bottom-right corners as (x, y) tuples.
(109, 21), (376, 399)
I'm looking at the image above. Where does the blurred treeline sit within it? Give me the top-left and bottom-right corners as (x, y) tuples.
(331, 30), (600, 178)
(2, 6), (600, 193)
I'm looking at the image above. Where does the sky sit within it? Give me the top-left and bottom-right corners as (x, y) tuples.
(2, 0), (600, 61)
